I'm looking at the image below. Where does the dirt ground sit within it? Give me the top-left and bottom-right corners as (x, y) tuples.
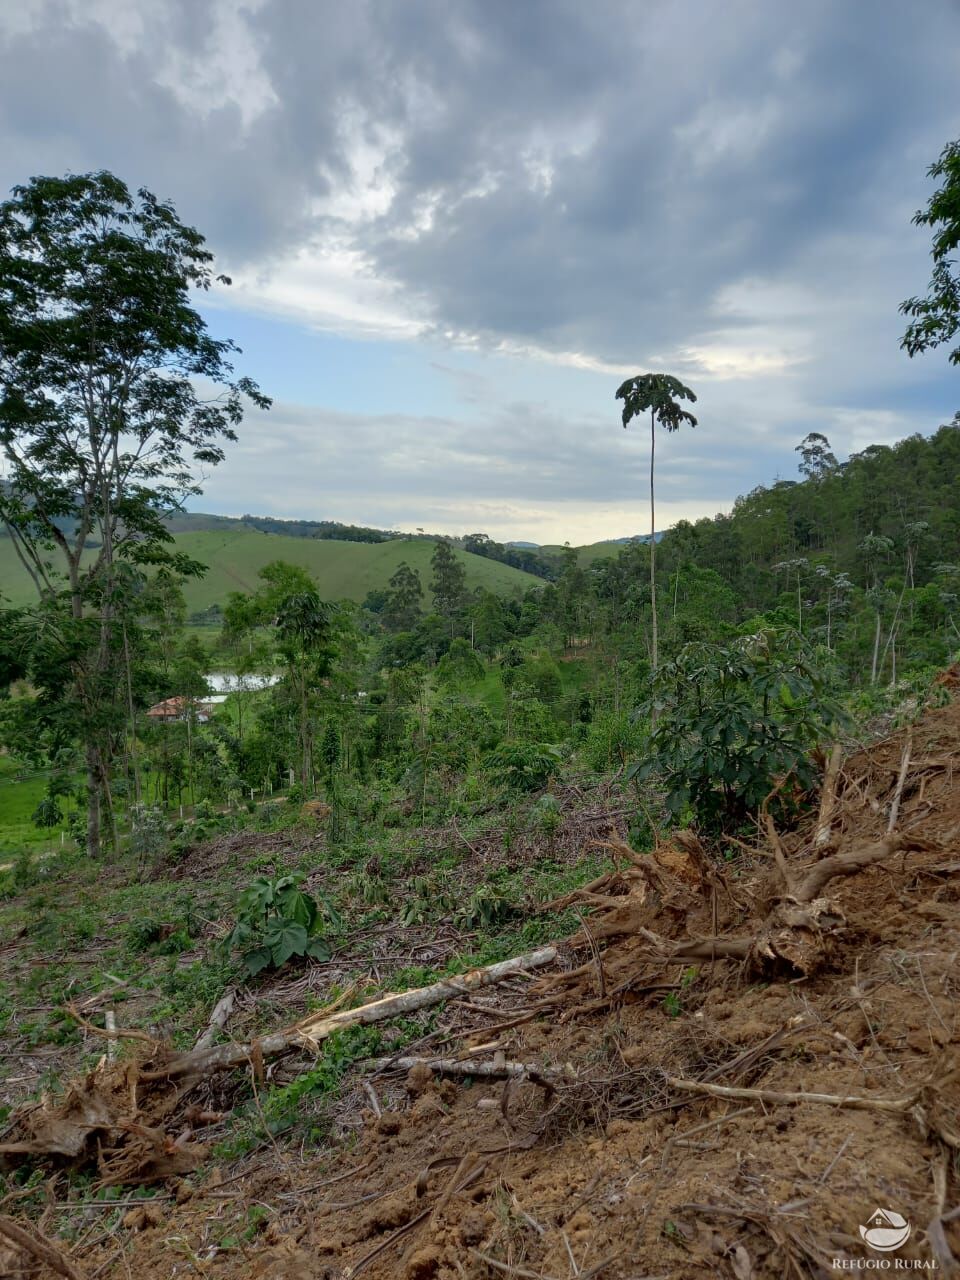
(2, 693), (959, 1278)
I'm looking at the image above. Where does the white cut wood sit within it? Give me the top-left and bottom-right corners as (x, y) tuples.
(886, 732), (913, 834)
(194, 988), (237, 1052)
(366, 1054), (570, 1084)
(150, 946), (557, 1080)
(814, 743), (843, 847)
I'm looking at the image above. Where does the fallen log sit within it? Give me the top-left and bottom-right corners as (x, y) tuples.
(366, 1054), (570, 1087)
(145, 946), (558, 1081)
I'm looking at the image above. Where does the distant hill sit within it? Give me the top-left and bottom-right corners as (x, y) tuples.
(0, 526), (542, 613)
(538, 533), (662, 567)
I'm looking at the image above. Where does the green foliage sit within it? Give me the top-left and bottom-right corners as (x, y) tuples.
(901, 138), (960, 364)
(382, 562), (424, 631)
(430, 538), (468, 619)
(632, 631), (843, 833)
(453, 883), (517, 931)
(0, 171), (268, 857)
(226, 874), (339, 976)
(30, 795), (63, 829)
(396, 874), (454, 926)
(436, 638), (485, 686)
(215, 1020), (434, 1157)
(530, 793), (562, 843)
(485, 741), (563, 792)
(581, 710), (648, 773)
(616, 373), (698, 434)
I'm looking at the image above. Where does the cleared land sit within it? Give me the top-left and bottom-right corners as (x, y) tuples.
(1, 683), (958, 1276)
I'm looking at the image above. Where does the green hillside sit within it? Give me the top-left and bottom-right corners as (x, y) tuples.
(0, 528), (542, 612)
(539, 539), (637, 567)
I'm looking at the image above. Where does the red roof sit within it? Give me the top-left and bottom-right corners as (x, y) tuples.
(146, 696), (212, 719)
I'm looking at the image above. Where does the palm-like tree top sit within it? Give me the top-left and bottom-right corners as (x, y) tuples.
(616, 372), (698, 431)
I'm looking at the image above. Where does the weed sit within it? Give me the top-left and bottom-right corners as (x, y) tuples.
(214, 1025), (386, 1158)
(662, 991), (682, 1018)
(453, 883), (516, 931)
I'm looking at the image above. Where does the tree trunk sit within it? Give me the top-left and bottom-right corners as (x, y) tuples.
(299, 672), (311, 792)
(85, 742), (101, 859)
(122, 624), (141, 807)
(871, 609), (881, 685)
(649, 408), (658, 693)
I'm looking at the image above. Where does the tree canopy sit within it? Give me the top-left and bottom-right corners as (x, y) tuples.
(0, 171), (268, 855)
(901, 138), (960, 366)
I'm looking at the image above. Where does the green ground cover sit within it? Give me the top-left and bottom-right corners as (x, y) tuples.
(0, 528), (541, 612)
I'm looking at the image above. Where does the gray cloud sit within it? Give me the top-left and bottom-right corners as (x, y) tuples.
(196, 386), (894, 544)
(1, 1), (958, 538)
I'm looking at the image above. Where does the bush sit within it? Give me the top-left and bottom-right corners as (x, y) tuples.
(631, 630), (843, 834)
(484, 742), (563, 792)
(582, 710), (648, 773)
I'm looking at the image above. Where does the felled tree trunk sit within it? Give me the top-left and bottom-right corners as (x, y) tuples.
(145, 946), (558, 1081)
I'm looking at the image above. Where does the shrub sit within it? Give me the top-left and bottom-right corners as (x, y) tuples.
(484, 742), (562, 792)
(453, 883), (517, 931)
(582, 710), (648, 773)
(631, 630), (843, 834)
(226, 874), (340, 976)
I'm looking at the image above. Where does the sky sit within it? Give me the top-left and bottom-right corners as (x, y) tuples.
(1, 0), (959, 544)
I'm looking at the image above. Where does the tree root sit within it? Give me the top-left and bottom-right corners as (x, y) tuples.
(0, 1213), (86, 1280)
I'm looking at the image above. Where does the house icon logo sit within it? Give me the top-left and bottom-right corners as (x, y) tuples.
(859, 1208), (911, 1252)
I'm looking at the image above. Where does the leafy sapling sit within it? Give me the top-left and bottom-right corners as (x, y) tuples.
(226, 874), (339, 976)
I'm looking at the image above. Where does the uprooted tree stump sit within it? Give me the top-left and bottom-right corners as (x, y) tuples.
(537, 828), (936, 1002)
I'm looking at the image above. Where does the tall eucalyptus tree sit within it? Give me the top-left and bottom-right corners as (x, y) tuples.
(616, 372), (697, 682)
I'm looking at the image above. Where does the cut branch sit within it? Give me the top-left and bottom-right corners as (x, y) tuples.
(145, 947), (557, 1081)
(815, 743), (843, 847)
(0, 1213), (86, 1280)
(665, 1076), (918, 1114)
(193, 988), (237, 1053)
(886, 732), (913, 834)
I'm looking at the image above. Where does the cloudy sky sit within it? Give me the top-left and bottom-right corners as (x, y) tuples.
(1, 1), (958, 543)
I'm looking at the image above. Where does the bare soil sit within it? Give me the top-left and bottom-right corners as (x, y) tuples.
(3, 695), (960, 1278)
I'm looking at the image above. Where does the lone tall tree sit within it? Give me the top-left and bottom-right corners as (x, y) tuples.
(616, 373), (697, 678)
(0, 171), (269, 855)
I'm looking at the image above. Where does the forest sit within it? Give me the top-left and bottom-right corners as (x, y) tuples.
(0, 148), (959, 1279)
